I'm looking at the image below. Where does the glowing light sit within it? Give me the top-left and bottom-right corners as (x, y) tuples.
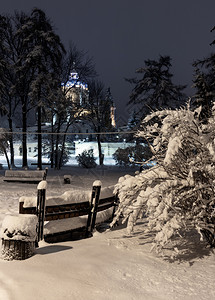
(110, 106), (116, 127)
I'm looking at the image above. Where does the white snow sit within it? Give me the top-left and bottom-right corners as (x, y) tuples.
(0, 166), (214, 300)
(20, 190), (92, 207)
(164, 136), (182, 164)
(37, 180), (47, 190)
(19, 195), (37, 208)
(1, 214), (37, 241)
(100, 186), (114, 199)
(93, 180), (102, 187)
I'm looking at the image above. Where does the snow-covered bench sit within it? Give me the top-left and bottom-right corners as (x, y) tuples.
(4, 169), (48, 183)
(19, 185), (117, 243)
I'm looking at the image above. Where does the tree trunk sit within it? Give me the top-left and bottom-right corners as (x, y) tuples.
(3, 148), (11, 169)
(8, 117), (15, 168)
(55, 135), (59, 169)
(22, 98), (28, 168)
(97, 132), (103, 165)
(50, 115), (54, 168)
(59, 122), (70, 169)
(37, 105), (42, 170)
(54, 117), (61, 169)
(58, 134), (66, 169)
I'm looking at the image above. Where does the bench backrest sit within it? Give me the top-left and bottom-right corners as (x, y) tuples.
(19, 196), (116, 220)
(45, 201), (90, 221)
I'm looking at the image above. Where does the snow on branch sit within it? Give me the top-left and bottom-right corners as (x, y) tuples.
(111, 103), (215, 252)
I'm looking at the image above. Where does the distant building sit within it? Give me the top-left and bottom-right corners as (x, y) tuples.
(61, 70), (116, 127)
(61, 68), (89, 106)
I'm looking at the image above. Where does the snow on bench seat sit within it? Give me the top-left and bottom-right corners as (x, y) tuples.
(44, 207), (114, 235)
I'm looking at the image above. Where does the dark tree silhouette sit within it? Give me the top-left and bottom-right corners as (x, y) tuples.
(0, 14), (26, 168)
(17, 8), (65, 169)
(192, 25), (215, 123)
(127, 55), (187, 119)
(86, 81), (115, 165)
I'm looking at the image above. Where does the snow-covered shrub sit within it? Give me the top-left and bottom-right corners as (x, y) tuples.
(111, 103), (215, 250)
(113, 144), (152, 166)
(113, 147), (131, 166)
(76, 149), (97, 168)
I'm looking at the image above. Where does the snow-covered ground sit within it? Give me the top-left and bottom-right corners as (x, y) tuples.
(0, 165), (214, 300)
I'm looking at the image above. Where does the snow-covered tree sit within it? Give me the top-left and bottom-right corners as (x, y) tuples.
(11, 11), (36, 168)
(126, 55), (187, 119)
(111, 103), (215, 251)
(16, 8), (65, 169)
(0, 14), (24, 167)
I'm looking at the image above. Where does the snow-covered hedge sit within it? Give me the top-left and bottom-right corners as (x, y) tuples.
(111, 103), (215, 250)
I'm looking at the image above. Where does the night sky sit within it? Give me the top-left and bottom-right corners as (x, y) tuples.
(1, 0), (215, 124)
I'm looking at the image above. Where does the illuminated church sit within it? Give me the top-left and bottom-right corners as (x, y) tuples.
(61, 68), (116, 127)
(61, 68), (89, 106)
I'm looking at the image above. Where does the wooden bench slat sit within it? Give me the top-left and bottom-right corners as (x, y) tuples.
(99, 196), (115, 205)
(45, 208), (90, 221)
(45, 201), (90, 212)
(97, 202), (115, 212)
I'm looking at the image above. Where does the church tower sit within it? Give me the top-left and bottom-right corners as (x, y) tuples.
(105, 87), (116, 128)
(62, 67), (89, 106)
